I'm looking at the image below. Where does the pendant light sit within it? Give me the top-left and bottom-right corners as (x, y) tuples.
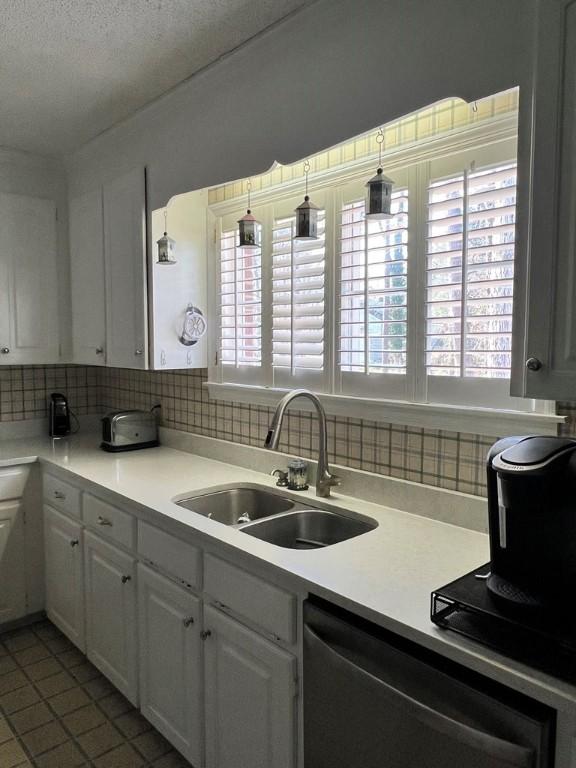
(365, 128), (394, 220)
(238, 181), (261, 249)
(294, 160), (320, 241)
(156, 208), (177, 265)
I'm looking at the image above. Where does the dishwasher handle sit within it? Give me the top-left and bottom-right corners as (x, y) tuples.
(304, 624), (535, 768)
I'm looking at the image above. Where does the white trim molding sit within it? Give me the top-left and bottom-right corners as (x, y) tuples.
(206, 382), (565, 437)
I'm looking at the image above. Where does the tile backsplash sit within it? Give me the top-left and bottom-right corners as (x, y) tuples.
(3, 365), (574, 499)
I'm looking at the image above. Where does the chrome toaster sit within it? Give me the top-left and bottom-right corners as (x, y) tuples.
(101, 410), (159, 452)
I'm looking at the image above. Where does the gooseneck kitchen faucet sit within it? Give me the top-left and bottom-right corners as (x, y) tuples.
(264, 389), (340, 498)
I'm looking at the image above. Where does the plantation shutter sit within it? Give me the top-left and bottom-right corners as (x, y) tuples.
(338, 185), (410, 399)
(220, 227), (263, 383)
(426, 162), (516, 380)
(271, 211), (326, 387)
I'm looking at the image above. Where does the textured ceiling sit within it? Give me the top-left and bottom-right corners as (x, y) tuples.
(0, 0), (313, 156)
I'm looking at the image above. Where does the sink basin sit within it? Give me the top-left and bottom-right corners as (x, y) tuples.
(175, 487), (298, 526)
(240, 509), (377, 549)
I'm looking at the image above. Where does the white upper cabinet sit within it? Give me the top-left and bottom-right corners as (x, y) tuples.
(69, 189), (107, 365)
(149, 189), (208, 370)
(103, 167), (148, 369)
(513, 0), (576, 399)
(0, 193), (59, 364)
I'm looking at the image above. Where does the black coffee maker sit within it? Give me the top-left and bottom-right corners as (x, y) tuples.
(486, 435), (576, 611)
(49, 393), (71, 437)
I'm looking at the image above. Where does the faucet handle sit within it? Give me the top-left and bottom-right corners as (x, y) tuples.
(330, 474), (341, 487)
(272, 469), (289, 487)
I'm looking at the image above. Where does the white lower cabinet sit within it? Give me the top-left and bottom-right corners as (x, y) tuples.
(203, 604), (297, 768)
(0, 500), (26, 624)
(84, 531), (138, 704)
(44, 505), (85, 650)
(138, 564), (202, 766)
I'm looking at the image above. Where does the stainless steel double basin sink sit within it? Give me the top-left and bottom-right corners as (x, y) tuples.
(174, 486), (377, 550)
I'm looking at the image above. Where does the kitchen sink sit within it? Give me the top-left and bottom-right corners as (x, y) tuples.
(175, 486), (302, 526)
(239, 509), (377, 549)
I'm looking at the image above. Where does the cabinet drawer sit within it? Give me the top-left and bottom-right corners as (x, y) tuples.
(83, 494), (135, 551)
(138, 522), (201, 590)
(43, 474), (81, 518)
(204, 554), (296, 644)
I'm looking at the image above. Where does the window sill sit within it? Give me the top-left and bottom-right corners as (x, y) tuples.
(205, 382), (565, 438)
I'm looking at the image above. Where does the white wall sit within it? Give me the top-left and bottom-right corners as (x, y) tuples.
(66, 0), (536, 210)
(0, 149), (70, 358)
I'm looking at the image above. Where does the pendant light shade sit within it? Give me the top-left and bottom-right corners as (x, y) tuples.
(156, 209), (177, 264)
(365, 167), (394, 219)
(294, 161), (319, 241)
(238, 181), (261, 249)
(365, 128), (394, 220)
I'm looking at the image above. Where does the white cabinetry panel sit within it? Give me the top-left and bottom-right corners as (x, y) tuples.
(0, 500), (26, 624)
(69, 189), (106, 365)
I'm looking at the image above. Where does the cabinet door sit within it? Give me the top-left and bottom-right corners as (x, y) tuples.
(84, 531), (138, 704)
(0, 193), (59, 364)
(204, 605), (297, 768)
(43, 506), (84, 650)
(138, 565), (202, 765)
(0, 501), (26, 625)
(69, 190), (107, 365)
(103, 167), (147, 369)
(512, 0), (576, 398)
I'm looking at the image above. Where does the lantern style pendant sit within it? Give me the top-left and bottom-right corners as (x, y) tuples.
(365, 129), (394, 220)
(238, 181), (261, 249)
(156, 208), (177, 265)
(294, 161), (319, 241)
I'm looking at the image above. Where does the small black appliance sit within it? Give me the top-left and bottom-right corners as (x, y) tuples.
(49, 393), (71, 437)
(432, 435), (576, 683)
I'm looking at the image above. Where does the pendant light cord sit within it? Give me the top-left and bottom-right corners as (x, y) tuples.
(247, 180), (251, 212)
(164, 208), (168, 235)
(304, 160), (310, 197)
(376, 128), (384, 168)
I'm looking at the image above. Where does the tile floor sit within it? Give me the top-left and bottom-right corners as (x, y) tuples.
(0, 620), (193, 767)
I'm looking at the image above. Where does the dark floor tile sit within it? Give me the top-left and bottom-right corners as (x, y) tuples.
(98, 691), (133, 719)
(13, 643), (51, 668)
(132, 730), (172, 762)
(44, 636), (75, 654)
(115, 710), (151, 739)
(23, 657), (62, 682)
(34, 740), (86, 768)
(3, 630), (38, 654)
(62, 703), (106, 736)
(20, 719), (68, 756)
(36, 671), (76, 699)
(0, 670), (28, 696)
(32, 623), (62, 641)
(0, 737), (30, 767)
(152, 751), (192, 768)
(8, 701), (54, 734)
(93, 742), (146, 768)
(76, 721), (123, 759)
(56, 649), (85, 669)
(47, 687), (91, 717)
(70, 662), (100, 684)
(0, 656), (17, 676)
(0, 684), (41, 714)
(83, 676), (115, 701)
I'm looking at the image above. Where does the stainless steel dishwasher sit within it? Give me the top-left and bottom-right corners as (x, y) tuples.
(304, 598), (555, 768)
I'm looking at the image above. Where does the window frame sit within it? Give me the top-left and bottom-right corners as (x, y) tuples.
(207, 116), (562, 436)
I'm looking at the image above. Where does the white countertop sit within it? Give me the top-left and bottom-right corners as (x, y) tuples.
(2, 432), (575, 710)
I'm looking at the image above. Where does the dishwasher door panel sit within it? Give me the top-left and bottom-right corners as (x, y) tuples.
(304, 600), (553, 768)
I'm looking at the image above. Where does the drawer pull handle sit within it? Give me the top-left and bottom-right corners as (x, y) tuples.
(96, 346), (104, 355)
(200, 630), (212, 640)
(97, 516), (112, 526)
(121, 575), (131, 584)
(54, 490), (66, 500)
(183, 617), (195, 628)
(70, 539), (79, 547)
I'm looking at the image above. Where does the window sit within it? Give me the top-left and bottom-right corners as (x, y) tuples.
(220, 227), (262, 383)
(211, 120), (543, 423)
(272, 211), (326, 388)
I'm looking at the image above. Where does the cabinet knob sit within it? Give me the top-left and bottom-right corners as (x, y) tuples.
(200, 630), (212, 640)
(183, 617), (195, 628)
(135, 349), (143, 356)
(0, 347), (9, 354)
(97, 515), (112, 526)
(121, 575), (131, 584)
(54, 490), (66, 500)
(96, 346), (104, 355)
(525, 357), (543, 372)
(70, 539), (79, 547)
